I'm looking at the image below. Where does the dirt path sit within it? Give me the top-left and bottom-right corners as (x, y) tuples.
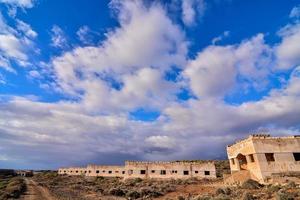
(20, 178), (56, 200)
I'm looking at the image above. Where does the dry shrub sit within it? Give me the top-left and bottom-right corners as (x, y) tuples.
(241, 179), (262, 189)
(177, 195), (185, 200)
(267, 184), (282, 193)
(275, 190), (295, 200)
(215, 187), (231, 195)
(109, 187), (126, 196)
(242, 192), (255, 200)
(0, 177), (26, 199)
(126, 190), (141, 199)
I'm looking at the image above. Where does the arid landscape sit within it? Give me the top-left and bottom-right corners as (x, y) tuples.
(1, 161), (300, 200)
(30, 171), (300, 200)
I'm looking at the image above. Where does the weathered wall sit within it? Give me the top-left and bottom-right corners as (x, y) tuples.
(227, 137), (260, 175)
(124, 161), (216, 179)
(252, 137), (300, 179)
(58, 161), (216, 179)
(58, 167), (86, 176)
(85, 165), (125, 177)
(227, 135), (300, 183)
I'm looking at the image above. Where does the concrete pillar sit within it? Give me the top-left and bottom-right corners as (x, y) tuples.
(146, 165), (149, 179)
(234, 158), (240, 171)
(246, 155), (251, 164)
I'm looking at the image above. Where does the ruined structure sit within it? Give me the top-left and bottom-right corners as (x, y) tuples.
(15, 170), (33, 177)
(58, 161), (216, 179)
(226, 134), (300, 183)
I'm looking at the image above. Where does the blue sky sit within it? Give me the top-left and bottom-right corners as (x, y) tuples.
(0, 0), (300, 169)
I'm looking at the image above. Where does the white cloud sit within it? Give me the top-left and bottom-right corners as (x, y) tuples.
(1, 65), (300, 167)
(76, 25), (98, 45)
(0, 155), (9, 161)
(51, 1), (187, 112)
(0, 11), (36, 72)
(185, 34), (272, 98)
(16, 19), (37, 38)
(50, 25), (68, 49)
(0, 96), (165, 167)
(28, 70), (41, 79)
(276, 23), (300, 69)
(76, 67), (178, 113)
(163, 66), (300, 139)
(0, 0), (35, 8)
(0, 73), (6, 84)
(0, 34), (27, 60)
(0, 55), (11, 71)
(181, 0), (206, 26)
(145, 135), (176, 149)
(290, 5), (300, 19)
(185, 45), (236, 98)
(211, 31), (230, 44)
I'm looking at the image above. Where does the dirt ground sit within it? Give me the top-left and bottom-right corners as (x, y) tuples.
(20, 178), (56, 200)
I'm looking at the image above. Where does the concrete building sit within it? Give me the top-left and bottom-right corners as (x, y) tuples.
(226, 134), (300, 183)
(58, 167), (87, 176)
(58, 160), (216, 179)
(16, 170), (33, 177)
(124, 161), (216, 179)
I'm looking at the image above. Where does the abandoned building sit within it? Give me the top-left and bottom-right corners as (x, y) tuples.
(226, 134), (300, 183)
(15, 170), (34, 177)
(58, 161), (216, 179)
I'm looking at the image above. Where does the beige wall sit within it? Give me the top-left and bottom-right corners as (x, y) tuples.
(86, 165), (125, 177)
(58, 167), (86, 176)
(227, 135), (300, 182)
(58, 161), (216, 180)
(124, 161), (216, 179)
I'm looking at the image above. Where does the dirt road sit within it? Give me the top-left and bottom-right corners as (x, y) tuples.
(20, 178), (56, 200)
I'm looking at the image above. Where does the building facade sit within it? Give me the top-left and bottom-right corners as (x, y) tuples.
(58, 161), (216, 179)
(227, 134), (300, 183)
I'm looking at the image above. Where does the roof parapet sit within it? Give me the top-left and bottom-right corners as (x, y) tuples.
(227, 134), (300, 148)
